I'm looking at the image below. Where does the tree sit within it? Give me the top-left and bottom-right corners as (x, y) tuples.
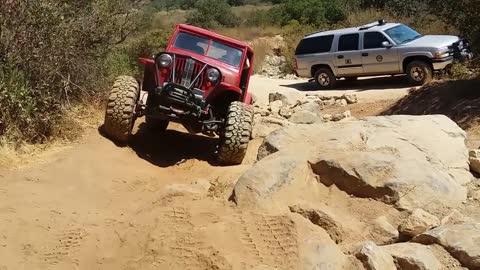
(186, 0), (240, 28)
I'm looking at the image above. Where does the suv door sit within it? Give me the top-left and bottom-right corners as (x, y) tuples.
(334, 33), (363, 76)
(361, 32), (400, 74)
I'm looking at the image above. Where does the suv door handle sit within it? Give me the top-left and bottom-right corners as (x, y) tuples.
(362, 53), (369, 57)
(337, 55), (344, 59)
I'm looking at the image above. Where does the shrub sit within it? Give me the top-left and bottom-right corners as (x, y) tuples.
(0, 0), (144, 144)
(272, 0), (347, 26)
(186, 0), (240, 28)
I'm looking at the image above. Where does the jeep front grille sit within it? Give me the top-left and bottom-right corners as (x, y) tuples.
(173, 56), (207, 89)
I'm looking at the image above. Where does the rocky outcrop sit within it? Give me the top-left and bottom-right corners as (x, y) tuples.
(356, 241), (396, 270)
(382, 243), (442, 270)
(398, 209), (440, 237)
(256, 115), (471, 212)
(469, 149), (480, 174)
(413, 223), (480, 269)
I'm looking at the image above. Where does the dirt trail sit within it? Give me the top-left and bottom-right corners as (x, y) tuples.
(0, 75), (411, 270)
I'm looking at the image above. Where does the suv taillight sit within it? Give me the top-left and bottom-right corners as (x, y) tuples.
(294, 58), (298, 70)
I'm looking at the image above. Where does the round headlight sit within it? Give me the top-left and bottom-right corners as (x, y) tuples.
(158, 54), (173, 68)
(207, 68), (220, 83)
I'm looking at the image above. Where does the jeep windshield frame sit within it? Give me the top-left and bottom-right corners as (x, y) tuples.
(172, 31), (243, 68)
(385, 24), (423, 45)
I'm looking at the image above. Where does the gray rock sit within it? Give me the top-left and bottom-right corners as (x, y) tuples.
(279, 107), (293, 119)
(289, 110), (318, 124)
(251, 116), (288, 139)
(399, 209), (440, 237)
(335, 98), (348, 106)
(268, 100), (283, 115)
(322, 114), (333, 122)
(382, 243), (442, 270)
(268, 92), (288, 104)
(331, 110), (351, 122)
(469, 149), (480, 174)
(413, 223), (480, 269)
(343, 94), (359, 104)
(296, 101), (322, 116)
(356, 241), (396, 270)
(257, 115), (471, 212)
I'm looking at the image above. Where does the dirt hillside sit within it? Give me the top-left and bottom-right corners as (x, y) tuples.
(1, 75), (479, 269)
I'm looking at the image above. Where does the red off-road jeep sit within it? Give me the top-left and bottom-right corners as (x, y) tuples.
(103, 24), (255, 165)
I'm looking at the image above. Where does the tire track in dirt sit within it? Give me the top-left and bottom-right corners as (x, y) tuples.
(237, 212), (299, 270)
(41, 226), (87, 266)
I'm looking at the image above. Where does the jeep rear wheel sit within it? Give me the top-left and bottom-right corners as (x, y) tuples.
(406, 61), (433, 86)
(146, 116), (169, 133)
(217, 101), (253, 165)
(103, 76), (139, 144)
(314, 68), (336, 89)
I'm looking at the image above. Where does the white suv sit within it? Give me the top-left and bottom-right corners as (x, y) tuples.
(294, 20), (473, 88)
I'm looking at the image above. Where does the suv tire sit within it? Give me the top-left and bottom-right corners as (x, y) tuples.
(146, 116), (169, 133)
(103, 76), (140, 144)
(217, 101), (253, 165)
(406, 61), (433, 86)
(314, 68), (337, 89)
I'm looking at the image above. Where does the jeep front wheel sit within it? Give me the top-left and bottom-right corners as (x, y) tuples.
(406, 61), (433, 86)
(314, 68), (336, 89)
(103, 76), (140, 144)
(217, 101), (253, 165)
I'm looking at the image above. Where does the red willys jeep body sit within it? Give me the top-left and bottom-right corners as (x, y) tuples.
(103, 24), (255, 165)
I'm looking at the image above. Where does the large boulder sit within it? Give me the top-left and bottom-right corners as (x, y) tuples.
(413, 223), (480, 269)
(382, 243), (442, 270)
(257, 115), (471, 212)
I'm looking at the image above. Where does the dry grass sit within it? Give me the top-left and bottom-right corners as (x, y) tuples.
(0, 103), (102, 169)
(214, 25), (282, 42)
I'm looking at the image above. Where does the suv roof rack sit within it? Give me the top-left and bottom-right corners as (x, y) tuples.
(359, 20), (386, 30)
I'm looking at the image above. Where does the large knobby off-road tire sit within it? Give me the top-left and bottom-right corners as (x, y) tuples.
(217, 101), (253, 165)
(103, 76), (140, 144)
(406, 60), (433, 86)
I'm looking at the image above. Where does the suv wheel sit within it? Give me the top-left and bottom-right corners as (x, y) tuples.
(314, 68), (336, 89)
(146, 116), (169, 133)
(406, 61), (433, 86)
(217, 101), (253, 165)
(103, 76), (140, 144)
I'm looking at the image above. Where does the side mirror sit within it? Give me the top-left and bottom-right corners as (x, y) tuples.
(382, 41), (393, 48)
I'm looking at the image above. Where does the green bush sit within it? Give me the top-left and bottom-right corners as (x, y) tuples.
(0, 0), (144, 144)
(271, 0), (347, 26)
(186, 0), (240, 28)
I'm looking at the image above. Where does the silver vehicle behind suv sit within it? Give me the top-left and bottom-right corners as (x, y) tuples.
(294, 20), (473, 88)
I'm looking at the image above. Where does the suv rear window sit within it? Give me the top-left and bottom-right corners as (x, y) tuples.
(364, 32), (388, 49)
(295, 35), (334, 55)
(338, 34), (359, 51)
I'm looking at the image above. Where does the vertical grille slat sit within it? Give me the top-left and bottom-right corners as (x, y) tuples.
(172, 55), (208, 91)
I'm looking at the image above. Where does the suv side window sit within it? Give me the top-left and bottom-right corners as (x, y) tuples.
(364, 32), (388, 49)
(338, 34), (359, 51)
(295, 35), (334, 55)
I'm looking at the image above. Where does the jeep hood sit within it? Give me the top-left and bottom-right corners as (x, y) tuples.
(403, 35), (460, 48)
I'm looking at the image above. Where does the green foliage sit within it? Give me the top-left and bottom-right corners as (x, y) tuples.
(0, 0), (144, 144)
(186, 0), (240, 28)
(270, 0), (347, 27)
